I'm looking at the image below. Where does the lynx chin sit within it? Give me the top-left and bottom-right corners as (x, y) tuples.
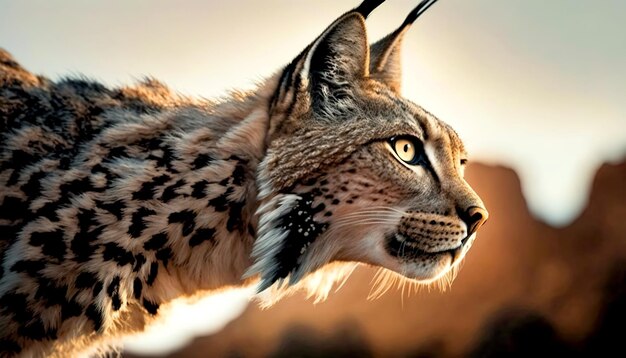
(0, 0), (488, 356)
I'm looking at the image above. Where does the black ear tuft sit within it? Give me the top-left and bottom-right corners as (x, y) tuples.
(369, 0), (440, 93)
(355, 0), (386, 19)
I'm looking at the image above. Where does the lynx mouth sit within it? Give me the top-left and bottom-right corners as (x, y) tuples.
(385, 233), (464, 263)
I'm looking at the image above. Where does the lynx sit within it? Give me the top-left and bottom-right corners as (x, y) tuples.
(0, 0), (487, 356)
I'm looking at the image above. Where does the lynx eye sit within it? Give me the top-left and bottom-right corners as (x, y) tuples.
(389, 136), (426, 166)
(394, 139), (416, 163)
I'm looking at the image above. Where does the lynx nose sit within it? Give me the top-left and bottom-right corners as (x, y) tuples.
(461, 206), (489, 237)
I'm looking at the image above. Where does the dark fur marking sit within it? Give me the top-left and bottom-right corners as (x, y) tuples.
(161, 179), (186, 202)
(133, 278), (143, 299)
(271, 193), (328, 282)
(71, 225), (103, 262)
(133, 174), (171, 200)
(144, 233), (168, 251)
(168, 210), (196, 236)
(231, 164), (247, 186)
(128, 207), (156, 238)
(20, 170), (47, 199)
(59, 176), (103, 197)
(155, 247), (173, 267)
(106, 146), (128, 160)
(189, 227), (216, 247)
(35, 279), (68, 308)
(77, 209), (97, 232)
(61, 298), (84, 320)
(102, 242), (135, 267)
(191, 180), (209, 199)
(146, 262), (158, 286)
(142, 298), (159, 315)
(227, 200), (246, 233)
(0, 196), (29, 221)
(5, 150), (35, 185)
(96, 200), (125, 220)
(192, 154), (214, 169)
(18, 319), (55, 341)
(0, 292), (31, 322)
(107, 276), (122, 311)
(93, 281), (103, 296)
(11, 260), (45, 276)
(207, 187), (233, 212)
(133, 253), (146, 272)
(85, 304), (104, 332)
(0, 339), (21, 354)
(29, 230), (66, 261)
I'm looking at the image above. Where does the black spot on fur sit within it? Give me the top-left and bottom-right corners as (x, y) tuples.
(96, 199), (125, 220)
(161, 179), (186, 202)
(35, 279), (68, 308)
(61, 298), (83, 320)
(85, 303), (104, 332)
(232, 164), (247, 186)
(93, 281), (103, 296)
(29, 230), (67, 260)
(128, 207), (156, 238)
(18, 319), (55, 341)
(0, 339), (21, 354)
(143, 298), (160, 315)
(107, 276), (122, 311)
(146, 262), (158, 286)
(107, 146), (128, 160)
(189, 227), (216, 247)
(144, 233), (168, 251)
(59, 176), (103, 197)
(33, 200), (60, 221)
(20, 170), (47, 198)
(192, 154), (214, 169)
(133, 278), (143, 299)
(77, 208), (97, 232)
(0, 196), (29, 221)
(0, 292), (30, 322)
(227, 200), (246, 233)
(102, 242), (135, 267)
(75, 271), (96, 289)
(5, 150), (35, 185)
(208, 187), (233, 212)
(71, 225), (102, 262)
(168, 210), (196, 236)
(156, 248), (173, 267)
(133, 174), (171, 200)
(133, 253), (146, 272)
(270, 193), (328, 283)
(11, 260), (45, 276)
(191, 180), (209, 199)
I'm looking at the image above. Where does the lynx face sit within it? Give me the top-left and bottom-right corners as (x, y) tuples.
(249, 3), (488, 291)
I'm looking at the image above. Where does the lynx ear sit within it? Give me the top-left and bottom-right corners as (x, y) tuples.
(301, 12), (369, 106)
(370, 0), (439, 94)
(271, 1), (387, 118)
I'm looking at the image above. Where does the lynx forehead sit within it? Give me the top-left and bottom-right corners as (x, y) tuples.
(0, 0), (487, 356)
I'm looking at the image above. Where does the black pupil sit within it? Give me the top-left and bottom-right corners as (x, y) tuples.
(403, 144), (410, 153)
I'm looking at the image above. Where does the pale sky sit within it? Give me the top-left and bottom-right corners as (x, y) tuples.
(1, 0), (625, 354)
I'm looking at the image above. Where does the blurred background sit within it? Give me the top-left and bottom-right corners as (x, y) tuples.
(1, 0), (625, 357)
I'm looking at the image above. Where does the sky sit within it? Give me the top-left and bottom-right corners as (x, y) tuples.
(1, 0), (625, 355)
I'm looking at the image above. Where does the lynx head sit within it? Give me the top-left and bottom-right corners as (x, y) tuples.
(247, 0), (488, 297)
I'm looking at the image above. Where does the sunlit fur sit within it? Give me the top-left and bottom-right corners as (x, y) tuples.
(0, 1), (487, 356)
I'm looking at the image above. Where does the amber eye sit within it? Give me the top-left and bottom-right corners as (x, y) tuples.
(388, 136), (428, 166)
(394, 139), (416, 163)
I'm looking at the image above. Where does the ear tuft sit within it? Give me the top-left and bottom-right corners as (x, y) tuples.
(369, 0), (440, 94)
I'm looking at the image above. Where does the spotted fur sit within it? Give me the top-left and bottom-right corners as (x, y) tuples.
(0, 0), (487, 356)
